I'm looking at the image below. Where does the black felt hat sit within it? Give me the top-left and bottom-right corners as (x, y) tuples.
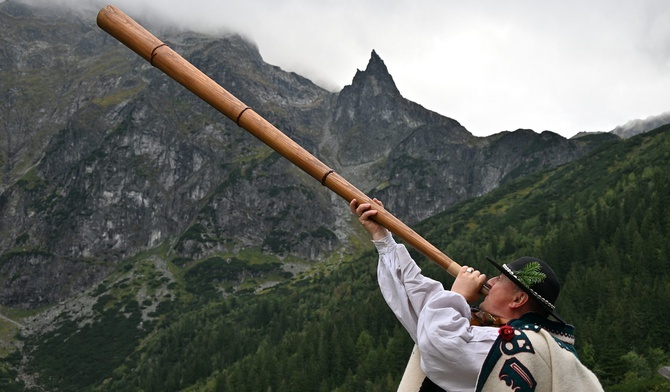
(486, 256), (565, 324)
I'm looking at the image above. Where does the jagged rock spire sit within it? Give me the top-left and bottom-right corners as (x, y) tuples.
(349, 50), (401, 97)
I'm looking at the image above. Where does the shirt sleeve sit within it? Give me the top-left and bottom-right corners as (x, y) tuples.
(373, 233), (499, 391)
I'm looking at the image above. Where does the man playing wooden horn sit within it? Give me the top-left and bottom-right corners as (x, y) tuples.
(350, 199), (603, 391)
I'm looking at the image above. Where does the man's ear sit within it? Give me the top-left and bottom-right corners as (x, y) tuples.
(509, 291), (529, 309)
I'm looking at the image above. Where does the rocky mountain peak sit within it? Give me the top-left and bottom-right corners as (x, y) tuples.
(331, 50), (469, 169)
(349, 50), (400, 97)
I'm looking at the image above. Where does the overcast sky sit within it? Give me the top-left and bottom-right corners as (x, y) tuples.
(41, 0), (670, 137)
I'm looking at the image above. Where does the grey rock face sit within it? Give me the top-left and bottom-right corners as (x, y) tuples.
(0, 1), (614, 308)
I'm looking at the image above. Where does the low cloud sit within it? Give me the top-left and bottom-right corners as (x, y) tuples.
(21, 0), (670, 138)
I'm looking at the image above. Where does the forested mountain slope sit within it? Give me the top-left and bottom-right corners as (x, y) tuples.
(3, 126), (668, 391)
(419, 125), (670, 391)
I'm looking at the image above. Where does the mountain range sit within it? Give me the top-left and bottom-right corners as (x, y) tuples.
(0, 0), (626, 310)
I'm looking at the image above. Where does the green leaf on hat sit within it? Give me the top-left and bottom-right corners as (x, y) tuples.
(515, 261), (546, 287)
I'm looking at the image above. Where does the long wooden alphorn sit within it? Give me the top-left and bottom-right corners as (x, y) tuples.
(96, 5), (488, 294)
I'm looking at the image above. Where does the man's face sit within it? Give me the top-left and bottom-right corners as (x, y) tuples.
(480, 274), (521, 317)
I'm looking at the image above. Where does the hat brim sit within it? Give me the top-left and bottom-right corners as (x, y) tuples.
(486, 257), (566, 324)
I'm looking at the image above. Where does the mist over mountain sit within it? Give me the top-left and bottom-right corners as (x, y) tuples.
(611, 110), (670, 139)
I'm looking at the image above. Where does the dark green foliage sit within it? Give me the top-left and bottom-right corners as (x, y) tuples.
(263, 230), (294, 253)
(0, 351), (26, 391)
(263, 226), (336, 254)
(16, 168), (46, 192)
(184, 256), (283, 299)
(174, 223), (217, 253)
(93, 252), (412, 392)
(309, 226), (338, 240)
(14, 232), (29, 246)
(26, 300), (146, 391)
(0, 249), (53, 270)
(170, 256), (193, 267)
